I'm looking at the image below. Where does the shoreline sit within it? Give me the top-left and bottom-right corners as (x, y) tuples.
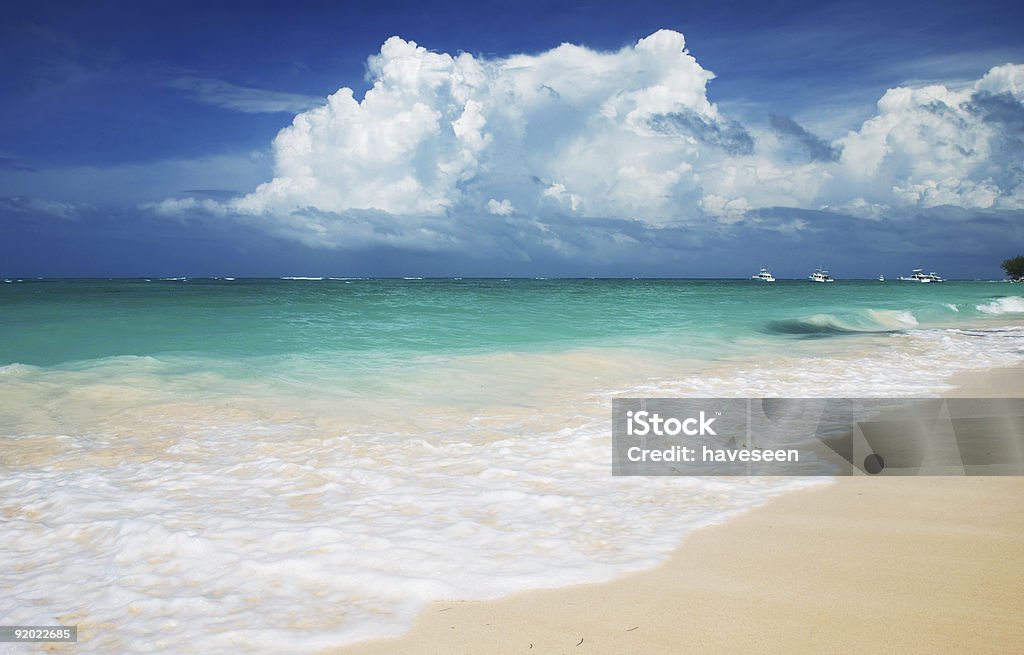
(334, 364), (1024, 654)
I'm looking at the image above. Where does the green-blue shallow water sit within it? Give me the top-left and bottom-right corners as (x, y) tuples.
(1, 277), (1020, 368)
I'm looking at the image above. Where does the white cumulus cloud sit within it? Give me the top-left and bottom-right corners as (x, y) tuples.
(229, 30), (740, 225)
(150, 32), (1024, 252)
(826, 65), (1024, 213)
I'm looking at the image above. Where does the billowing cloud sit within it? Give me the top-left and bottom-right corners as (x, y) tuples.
(225, 30), (736, 225)
(827, 64), (1024, 214)
(152, 31), (1024, 254)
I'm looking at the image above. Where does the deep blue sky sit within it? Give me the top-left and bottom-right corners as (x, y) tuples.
(2, 0), (1023, 277)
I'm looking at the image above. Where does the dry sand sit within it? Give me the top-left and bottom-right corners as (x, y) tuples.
(334, 368), (1024, 655)
(945, 366), (1024, 398)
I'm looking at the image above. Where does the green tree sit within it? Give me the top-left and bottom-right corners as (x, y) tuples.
(1003, 256), (1024, 281)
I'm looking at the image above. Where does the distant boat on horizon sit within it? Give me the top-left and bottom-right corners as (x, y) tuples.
(751, 268), (776, 282)
(878, 274), (885, 282)
(898, 268), (944, 283)
(809, 268), (834, 283)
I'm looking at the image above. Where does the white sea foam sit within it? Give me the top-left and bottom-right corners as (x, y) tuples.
(0, 362), (35, 376)
(2, 320), (1023, 653)
(642, 326), (1024, 398)
(976, 296), (1024, 315)
(0, 351), (825, 653)
(0, 374), (818, 652)
(280, 276), (324, 281)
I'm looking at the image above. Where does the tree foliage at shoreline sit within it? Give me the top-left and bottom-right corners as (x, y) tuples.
(1003, 256), (1024, 280)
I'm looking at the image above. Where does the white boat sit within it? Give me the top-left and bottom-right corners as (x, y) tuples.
(751, 268), (776, 282)
(898, 269), (944, 283)
(809, 268), (834, 283)
(878, 274), (885, 282)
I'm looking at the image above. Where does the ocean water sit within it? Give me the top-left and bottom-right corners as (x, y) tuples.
(2, 278), (1023, 652)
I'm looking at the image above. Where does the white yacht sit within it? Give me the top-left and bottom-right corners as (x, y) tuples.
(809, 268), (834, 283)
(878, 274), (885, 282)
(751, 268), (776, 282)
(898, 269), (944, 283)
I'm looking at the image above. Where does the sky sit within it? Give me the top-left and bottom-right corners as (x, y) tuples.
(1, 0), (1023, 278)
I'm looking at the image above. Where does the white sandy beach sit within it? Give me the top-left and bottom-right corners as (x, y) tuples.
(336, 367), (1024, 654)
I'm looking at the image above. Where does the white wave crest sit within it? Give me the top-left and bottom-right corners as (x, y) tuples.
(865, 309), (919, 328)
(976, 296), (1024, 315)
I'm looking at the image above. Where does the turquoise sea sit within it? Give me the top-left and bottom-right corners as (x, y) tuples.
(2, 277), (1023, 652)
(3, 277), (1021, 365)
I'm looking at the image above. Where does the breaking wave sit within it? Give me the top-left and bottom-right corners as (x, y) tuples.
(766, 309), (919, 336)
(976, 296), (1024, 315)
